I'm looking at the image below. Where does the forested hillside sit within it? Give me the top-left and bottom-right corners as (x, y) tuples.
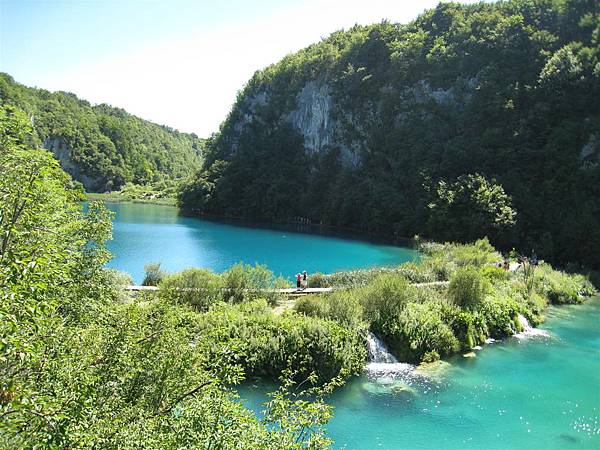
(179, 0), (600, 268)
(0, 73), (203, 192)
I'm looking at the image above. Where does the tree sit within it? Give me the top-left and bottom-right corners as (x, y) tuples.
(426, 173), (516, 244)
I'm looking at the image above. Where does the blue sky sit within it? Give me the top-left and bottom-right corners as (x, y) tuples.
(1, 0), (481, 136)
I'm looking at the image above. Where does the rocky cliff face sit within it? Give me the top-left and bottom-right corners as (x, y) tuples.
(230, 74), (482, 170)
(43, 137), (105, 191)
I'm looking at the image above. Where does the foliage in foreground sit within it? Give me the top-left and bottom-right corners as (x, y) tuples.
(0, 104), (339, 449)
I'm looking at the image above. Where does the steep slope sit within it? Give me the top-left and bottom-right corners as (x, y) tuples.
(179, 0), (600, 268)
(0, 73), (203, 191)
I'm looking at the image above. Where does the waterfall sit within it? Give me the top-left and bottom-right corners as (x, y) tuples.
(514, 314), (550, 339)
(367, 332), (398, 363)
(365, 332), (414, 378)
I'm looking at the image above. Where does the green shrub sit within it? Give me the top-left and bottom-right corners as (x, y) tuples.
(295, 291), (365, 329)
(295, 295), (329, 317)
(481, 265), (510, 283)
(448, 267), (490, 310)
(142, 262), (166, 286)
(396, 262), (436, 283)
(195, 301), (366, 382)
(307, 272), (328, 288)
(422, 350), (440, 363)
(358, 274), (416, 330)
(221, 263), (287, 305)
(419, 239), (500, 281)
(104, 268), (134, 303)
(480, 294), (522, 338)
(222, 264), (247, 303)
(160, 268), (224, 311)
(533, 264), (594, 304)
(384, 302), (459, 363)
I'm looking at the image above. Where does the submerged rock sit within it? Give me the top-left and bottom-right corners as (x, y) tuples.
(462, 352), (477, 358)
(361, 379), (417, 397)
(415, 360), (451, 380)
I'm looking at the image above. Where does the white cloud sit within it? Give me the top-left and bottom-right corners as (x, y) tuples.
(40, 0), (479, 136)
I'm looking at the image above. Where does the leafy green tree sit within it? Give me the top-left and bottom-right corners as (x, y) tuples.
(1, 105), (339, 448)
(426, 173), (517, 243)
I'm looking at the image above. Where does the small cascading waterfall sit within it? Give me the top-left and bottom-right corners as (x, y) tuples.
(366, 332), (398, 364)
(365, 332), (415, 378)
(514, 314), (550, 339)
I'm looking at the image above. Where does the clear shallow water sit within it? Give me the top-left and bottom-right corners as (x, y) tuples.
(240, 298), (600, 450)
(101, 202), (417, 283)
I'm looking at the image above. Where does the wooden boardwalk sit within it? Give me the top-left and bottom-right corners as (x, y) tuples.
(125, 285), (333, 295)
(125, 282), (447, 293)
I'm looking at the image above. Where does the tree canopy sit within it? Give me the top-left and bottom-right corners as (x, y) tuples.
(0, 74), (203, 192)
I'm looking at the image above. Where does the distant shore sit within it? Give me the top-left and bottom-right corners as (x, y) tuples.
(86, 192), (177, 206)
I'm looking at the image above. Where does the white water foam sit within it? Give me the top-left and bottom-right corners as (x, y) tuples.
(513, 314), (551, 340)
(366, 332), (398, 363)
(365, 333), (418, 380)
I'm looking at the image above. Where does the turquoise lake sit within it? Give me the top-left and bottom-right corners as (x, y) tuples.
(241, 298), (600, 449)
(103, 202), (418, 283)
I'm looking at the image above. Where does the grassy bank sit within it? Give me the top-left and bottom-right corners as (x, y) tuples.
(86, 192), (177, 206)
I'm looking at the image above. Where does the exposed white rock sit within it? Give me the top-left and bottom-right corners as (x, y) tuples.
(43, 136), (102, 190)
(287, 81), (333, 153)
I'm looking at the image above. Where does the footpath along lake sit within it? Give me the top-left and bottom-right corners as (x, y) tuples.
(102, 202), (418, 283)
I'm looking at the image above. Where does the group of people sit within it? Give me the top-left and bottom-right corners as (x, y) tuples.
(295, 270), (308, 290)
(497, 251), (539, 271)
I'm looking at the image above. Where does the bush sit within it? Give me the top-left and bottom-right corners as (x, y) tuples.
(480, 293), (522, 338)
(533, 264), (592, 304)
(307, 272), (328, 288)
(358, 274), (416, 330)
(195, 301), (366, 382)
(295, 291), (365, 329)
(419, 238), (500, 281)
(385, 302), (460, 363)
(481, 265), (510, 283)
(222, 263), (288, 305)
(104, 268), (134, 303)
(142, 262), (166, 286)
(448, 267), (489, 310)
(160, 268), (224, 311)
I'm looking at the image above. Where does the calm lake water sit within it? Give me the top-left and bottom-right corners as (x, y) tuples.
(102, 202), (418, 283)
(241, 297), (600, 450)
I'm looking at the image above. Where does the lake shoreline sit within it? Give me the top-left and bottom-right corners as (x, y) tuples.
(179, 207), (417, 248)
(86, 193), (177, 206)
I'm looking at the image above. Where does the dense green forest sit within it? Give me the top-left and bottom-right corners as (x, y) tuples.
(0, 73), (203, 192)
(179, 0), (600, 268)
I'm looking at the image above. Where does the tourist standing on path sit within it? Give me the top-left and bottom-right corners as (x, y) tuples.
(296, 273), (302, 290)
(302, 270), (308, 289)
